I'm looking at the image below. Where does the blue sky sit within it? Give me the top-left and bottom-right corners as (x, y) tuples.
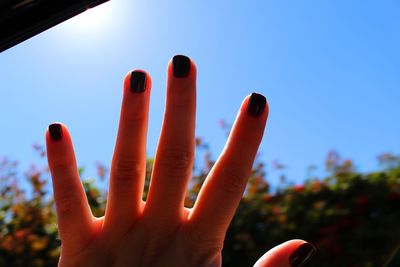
(0, 0), (399, 186)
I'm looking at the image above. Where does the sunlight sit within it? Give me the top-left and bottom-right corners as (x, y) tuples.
(65, 1), (113, 32)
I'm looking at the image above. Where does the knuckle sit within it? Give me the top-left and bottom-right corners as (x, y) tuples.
(185, 229), (223, 261)
(158, 147), (193, 176)
(51, 159), (73, 172)
(169, 96), (194, 109)
(124, 110), (146, 124)
(111, 158), (144, 182)
(218, 167), (248, 195)
(55, 191), (79, 215)
(191, 233), (223, 251)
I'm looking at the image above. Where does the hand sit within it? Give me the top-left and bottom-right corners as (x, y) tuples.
(45, 55), (315, 267)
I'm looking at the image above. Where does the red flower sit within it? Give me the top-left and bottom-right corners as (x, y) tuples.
(262, 195), (273, 203)
(294, 185), (305, 193)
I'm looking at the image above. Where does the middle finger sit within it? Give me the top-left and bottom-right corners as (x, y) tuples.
(104, 70), (151, 234)
(144, 55), (196, 223)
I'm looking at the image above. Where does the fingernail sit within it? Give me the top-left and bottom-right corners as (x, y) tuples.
(49, 123), (62, 141)
(130, 71), (147, 93)
(289, 243), (316, 267)
(247, 93), (266, 117)
(172, 55), (191, 78)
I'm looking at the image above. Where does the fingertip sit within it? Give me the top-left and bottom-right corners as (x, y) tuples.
(167, 54), (197, 79)
(45, 122), (77, 167)
(45, 122), (75, 164)
(254, 239), (316, 267)
(46, 122), (66, 143)
(242, 92), (269, 119)
(230, 93), (268, 141)
(123, 69), (152, 95)
(289, 241), (316, 267)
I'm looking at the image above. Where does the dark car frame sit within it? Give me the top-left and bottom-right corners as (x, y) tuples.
(0, 0), (109, 52)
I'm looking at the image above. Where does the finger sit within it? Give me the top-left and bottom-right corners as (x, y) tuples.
(46, 123), (95, 255)
(144, 55), (196, 222)
(104, 70), (151, 232)
(188, 93), (268, 239)
(253, 240), (316, 267)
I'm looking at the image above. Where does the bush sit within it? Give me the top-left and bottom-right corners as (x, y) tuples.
(0, 143), (399, 267)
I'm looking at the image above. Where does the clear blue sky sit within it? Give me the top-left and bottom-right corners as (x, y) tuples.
(0, 0), (399, 185)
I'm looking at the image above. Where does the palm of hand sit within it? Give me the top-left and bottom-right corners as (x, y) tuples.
(59, 208), (221, 267)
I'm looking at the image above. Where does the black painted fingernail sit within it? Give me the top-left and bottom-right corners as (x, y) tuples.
(172, 55), (191, 78)
(130, 71), (147, 93)
(49, 123), (62, 141)
(247, 93), (266, 117)
(289, 243), (316, 267)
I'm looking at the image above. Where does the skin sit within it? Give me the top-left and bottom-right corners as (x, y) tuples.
(45, 57), (310, 267)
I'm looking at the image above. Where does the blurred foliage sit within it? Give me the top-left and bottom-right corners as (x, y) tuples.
(0, 141), (400, 267)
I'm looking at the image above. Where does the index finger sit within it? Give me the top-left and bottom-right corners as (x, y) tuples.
(187, 93), (269, 240)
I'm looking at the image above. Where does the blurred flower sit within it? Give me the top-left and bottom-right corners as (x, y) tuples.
(293, 184), (304, 193)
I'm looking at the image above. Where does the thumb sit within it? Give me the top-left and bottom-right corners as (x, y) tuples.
(253, 239), (316, 267)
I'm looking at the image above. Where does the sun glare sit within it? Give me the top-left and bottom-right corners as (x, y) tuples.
(65, 1), (113, 32)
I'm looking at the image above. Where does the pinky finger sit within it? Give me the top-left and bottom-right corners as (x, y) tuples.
(46, 123), (95, 256)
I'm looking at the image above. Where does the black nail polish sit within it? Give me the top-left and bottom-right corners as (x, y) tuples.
(247, 93), (266, 117)
(49, 123), (62, 141)
(289, 243), (316, 267)
(172, 55), (191, 77)
(130, 71), (147, 93)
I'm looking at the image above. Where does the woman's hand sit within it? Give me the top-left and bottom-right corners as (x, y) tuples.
(45, 55), (315, 267)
